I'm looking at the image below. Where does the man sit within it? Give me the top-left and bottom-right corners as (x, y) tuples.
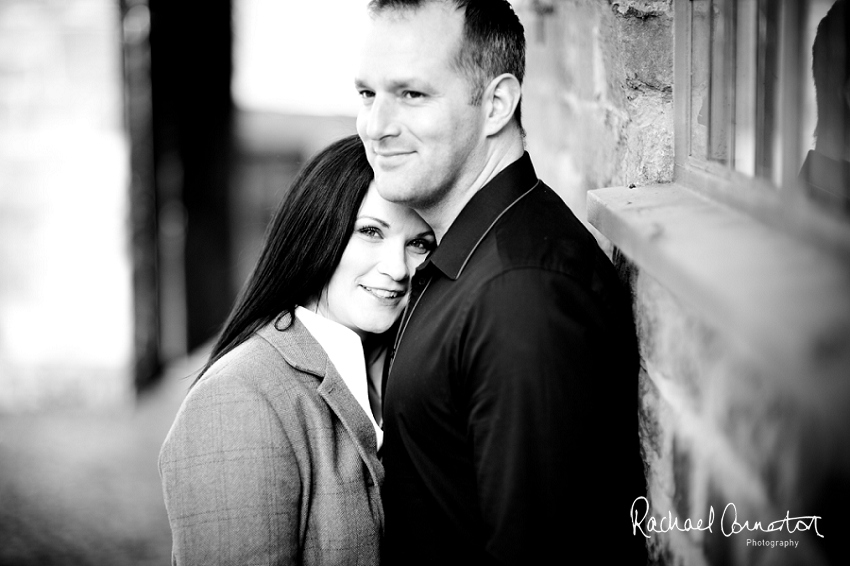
(355, 1), (648, 564)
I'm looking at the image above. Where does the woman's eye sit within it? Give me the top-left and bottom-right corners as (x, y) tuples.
(358, 226), (382, 239)
(408, 238), (435, 254)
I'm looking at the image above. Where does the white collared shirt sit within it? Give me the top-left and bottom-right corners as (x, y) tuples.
(295, 306), (383, 449)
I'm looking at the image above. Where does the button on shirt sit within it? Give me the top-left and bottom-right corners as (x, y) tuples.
(380, 153), (647, 565)
(295, 306), (383, 449)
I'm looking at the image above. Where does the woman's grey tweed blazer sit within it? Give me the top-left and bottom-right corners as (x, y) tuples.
(159, 314), (385, 565)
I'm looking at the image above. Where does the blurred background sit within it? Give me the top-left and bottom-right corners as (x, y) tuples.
(1, 0), (848, 564)
(0, 0), (366, 563)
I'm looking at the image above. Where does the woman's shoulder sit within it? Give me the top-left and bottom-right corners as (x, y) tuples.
(159, 323), (307, 475)
(192, 318), (322, 402)
(162, 320), (323, 453)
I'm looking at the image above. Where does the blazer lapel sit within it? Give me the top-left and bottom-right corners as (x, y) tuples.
(259, 315), (385, 488)
(316, 368), (385, 487)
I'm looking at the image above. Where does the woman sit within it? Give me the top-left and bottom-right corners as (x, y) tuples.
(159, 135), (434, 565)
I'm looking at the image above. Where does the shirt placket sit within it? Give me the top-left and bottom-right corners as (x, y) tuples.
(384, 266), (433, 390)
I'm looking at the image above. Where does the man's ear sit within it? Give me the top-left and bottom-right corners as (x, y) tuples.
(482, 73), (521, 137)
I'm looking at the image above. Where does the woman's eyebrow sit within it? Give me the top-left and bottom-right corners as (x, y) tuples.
(356, 216), (391, 229)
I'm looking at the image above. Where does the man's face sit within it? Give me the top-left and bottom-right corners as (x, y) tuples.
(355, 3), (486, 211)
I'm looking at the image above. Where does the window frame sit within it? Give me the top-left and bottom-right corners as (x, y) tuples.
(586, 0), (850, 415)
(673, 0), (850, 255)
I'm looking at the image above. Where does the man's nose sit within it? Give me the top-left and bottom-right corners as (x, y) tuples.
(362, 94), (399, 140)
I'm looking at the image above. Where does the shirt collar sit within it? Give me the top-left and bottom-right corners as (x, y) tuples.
(294, 306), (383, 449)
(427, 152), (538, 281)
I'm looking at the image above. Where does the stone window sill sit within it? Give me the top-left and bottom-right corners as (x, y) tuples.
(587, 183), (850, 385)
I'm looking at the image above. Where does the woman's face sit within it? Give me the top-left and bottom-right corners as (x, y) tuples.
(318, 182), (435, 339)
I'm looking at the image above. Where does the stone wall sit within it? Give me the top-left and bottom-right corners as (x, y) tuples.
(0, 0), (133, 410)
(520, 0), (674, 236)
(516, 1), (845, 564)
(632, 268), (841, 565)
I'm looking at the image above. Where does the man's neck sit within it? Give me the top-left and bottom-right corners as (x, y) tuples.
(422, 138), (525, 243)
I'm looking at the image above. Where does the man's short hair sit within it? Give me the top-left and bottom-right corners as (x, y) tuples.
(368, 0), (526, 130)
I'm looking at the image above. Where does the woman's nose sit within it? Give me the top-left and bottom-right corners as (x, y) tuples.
(376, 242), (409, 282)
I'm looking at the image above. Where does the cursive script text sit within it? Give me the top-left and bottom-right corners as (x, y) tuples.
(631, 497), (824, 539)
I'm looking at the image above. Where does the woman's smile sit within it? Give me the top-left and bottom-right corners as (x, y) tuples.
(360, 284), (406, 301)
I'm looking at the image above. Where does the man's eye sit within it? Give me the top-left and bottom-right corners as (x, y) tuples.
(358, 90), (375, 100)
(402, 91), (425, 99)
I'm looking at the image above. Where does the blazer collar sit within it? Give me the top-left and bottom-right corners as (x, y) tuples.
(258, 313), (385, 488)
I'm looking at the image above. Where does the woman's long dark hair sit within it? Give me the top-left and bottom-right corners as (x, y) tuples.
(193, 135), (374, 385)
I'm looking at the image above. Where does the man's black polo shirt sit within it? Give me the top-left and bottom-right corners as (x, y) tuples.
(381, 153), (647, 565)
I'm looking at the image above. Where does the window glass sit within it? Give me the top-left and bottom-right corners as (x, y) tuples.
(800, 0), (849, 214)
(753, 0), (780, 183)
(688, 0), (849, 217)
(690, 0), (711, 161)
